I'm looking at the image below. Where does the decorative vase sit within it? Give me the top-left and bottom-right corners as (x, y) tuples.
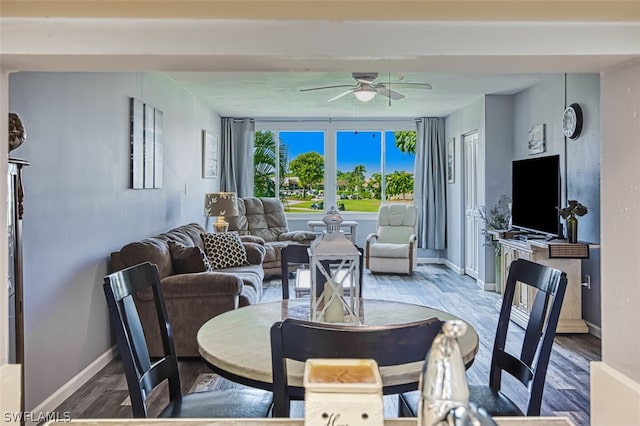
(567, 215), (578, 243)
(495, 253), (502, 294)
(8, 112), (27, 152)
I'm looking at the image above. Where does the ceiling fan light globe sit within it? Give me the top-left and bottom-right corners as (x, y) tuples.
(354, 89), (376, 102)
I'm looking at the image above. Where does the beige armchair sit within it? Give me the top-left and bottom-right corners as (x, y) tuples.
(365, 204), (418, 274)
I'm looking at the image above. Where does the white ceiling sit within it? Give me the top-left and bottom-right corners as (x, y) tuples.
(165, 71), (555, 118)
(2, 18), (639, 120)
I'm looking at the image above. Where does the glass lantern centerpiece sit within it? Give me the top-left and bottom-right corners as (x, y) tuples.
(309, 206), (361, 324)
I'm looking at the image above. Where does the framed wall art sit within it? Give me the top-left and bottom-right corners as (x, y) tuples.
(202, 130), (219, 179)
(528, 123), (546, 155)
(143, 104), (155, 188)
(153, 108), (163, 188)
(129, 97), (163, 189)
(129, 98), (144, 189)
(447, 138), (455, 184)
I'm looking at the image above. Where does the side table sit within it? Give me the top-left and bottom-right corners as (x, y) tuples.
(307, 220), (358, 243)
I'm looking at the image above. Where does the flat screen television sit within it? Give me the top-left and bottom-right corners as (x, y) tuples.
(511, 155), (561, 237)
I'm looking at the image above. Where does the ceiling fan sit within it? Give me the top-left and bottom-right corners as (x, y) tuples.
(299, 72), (432, 103)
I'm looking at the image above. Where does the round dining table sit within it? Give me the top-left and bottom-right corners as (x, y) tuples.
(197, 298), (479, 393)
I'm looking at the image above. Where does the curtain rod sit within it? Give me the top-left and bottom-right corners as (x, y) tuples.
(254, 117), (417, 123)
(224, 118), (255, 123)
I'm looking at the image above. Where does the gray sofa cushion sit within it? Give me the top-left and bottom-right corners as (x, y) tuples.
(168, 240), (212, 274)
(227, 197), (317, 277)
(228, 197), (289, 242)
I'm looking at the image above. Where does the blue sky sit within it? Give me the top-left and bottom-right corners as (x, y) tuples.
(281, 131), (414, 177)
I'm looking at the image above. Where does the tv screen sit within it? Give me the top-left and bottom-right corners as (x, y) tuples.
(511, 155), (561, 237)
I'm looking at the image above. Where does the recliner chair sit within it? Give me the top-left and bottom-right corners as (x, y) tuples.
(226, 197), (317, 277)
(365, 204), (418, 274)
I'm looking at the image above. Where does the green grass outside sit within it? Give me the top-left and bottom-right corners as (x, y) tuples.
(284, 198), (412, 213)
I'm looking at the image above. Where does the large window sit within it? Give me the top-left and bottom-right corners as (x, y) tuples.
(253, 122), (415, 214)
(335, 130), (415, 213)
(336, 131), (382, 212)
(280, 131), (325, 213)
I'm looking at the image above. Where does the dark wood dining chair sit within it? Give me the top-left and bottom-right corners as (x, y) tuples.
(399, 258), (567, 417)
(280, 244), (311, 299)
(103, 261), (273, 418)
(280, 244), (365, 299)
(270, 316), (443, 417)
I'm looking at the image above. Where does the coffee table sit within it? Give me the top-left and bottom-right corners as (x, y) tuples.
(197, 299), (479, 393)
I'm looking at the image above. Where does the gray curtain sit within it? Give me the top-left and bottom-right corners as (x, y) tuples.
(414, 117), (447, 250)
(220, 118), (254, 197)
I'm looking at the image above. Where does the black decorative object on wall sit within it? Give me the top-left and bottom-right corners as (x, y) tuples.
(562, 103), (583, 140)
(8, 112), (26, 152)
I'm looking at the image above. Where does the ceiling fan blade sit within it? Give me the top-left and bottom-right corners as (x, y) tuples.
(327, 89), (356, 102)
(387, 82), (432, 89)
(299, 84), (357, 92)
(376, 87), (405, 100)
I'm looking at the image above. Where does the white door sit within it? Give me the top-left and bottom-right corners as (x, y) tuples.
(464, 132), (480, 278)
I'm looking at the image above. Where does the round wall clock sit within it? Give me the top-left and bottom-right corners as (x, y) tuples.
(562, 103), (583, 140)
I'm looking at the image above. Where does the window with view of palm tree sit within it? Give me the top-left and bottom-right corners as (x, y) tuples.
(253, 131), (287, 198)
(394, 130), (416, 155)
(252, 127), (414, 214)
(335, 130), (415, 212)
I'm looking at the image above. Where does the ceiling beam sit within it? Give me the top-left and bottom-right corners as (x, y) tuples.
(1, 1), (639, 21)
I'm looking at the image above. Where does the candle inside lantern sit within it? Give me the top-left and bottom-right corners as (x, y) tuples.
(323, 283), (344, 323)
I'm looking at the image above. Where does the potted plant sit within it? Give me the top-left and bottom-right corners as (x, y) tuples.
(480, 195), (511, 293)
(557, 200), (588, 243)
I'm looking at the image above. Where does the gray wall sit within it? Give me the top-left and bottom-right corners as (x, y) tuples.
(483, 95), (515, 284)
(443, 94), (514, 282)
(513, 73), (601, 327)
(443, 73), (601, 327)
(9, 72), (221, 410)
(444, 97), (485, 269)
(566, 74), (601, 327)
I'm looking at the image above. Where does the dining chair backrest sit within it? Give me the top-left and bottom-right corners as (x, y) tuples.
(280, 244), (311, 299)
(270, 316), (443, 417)
(103, 261), (181, 418)
(280, 244), (364, 300)
(490, 258), (568, 415)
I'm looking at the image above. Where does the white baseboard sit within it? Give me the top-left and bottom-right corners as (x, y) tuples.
(476, 278), (496, 292)
(591, 362), (640, 426)
(28, 346), (117, 425)
(441, 258), (464, 274)
(417, 257), (442, 264)
(585, 320), (602, 338)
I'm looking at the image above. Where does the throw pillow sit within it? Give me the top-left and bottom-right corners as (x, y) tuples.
(201, 232), (250, 270)
(168, 241), (212, 274)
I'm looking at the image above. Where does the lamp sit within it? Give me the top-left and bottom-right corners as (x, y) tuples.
(204, 192), (238, 233)
(353, 88), (377, 102)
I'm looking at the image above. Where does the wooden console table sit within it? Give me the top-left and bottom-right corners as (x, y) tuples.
(497, 238), (590, 334)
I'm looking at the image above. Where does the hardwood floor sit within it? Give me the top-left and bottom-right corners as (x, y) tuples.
(53, 264), (600, 425)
